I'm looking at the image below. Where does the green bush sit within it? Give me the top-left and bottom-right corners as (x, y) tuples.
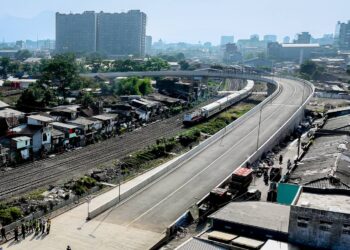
(0, 206), (23, 225)
(72, 183), (88, 196)
(179, 129), (201, 146)
(72, 176), (97, 195)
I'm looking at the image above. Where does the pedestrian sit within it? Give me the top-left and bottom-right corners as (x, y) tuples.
(46, 219), (51, 234)
(279, 154), (283, 165)
(41, 219), (46, 235)
(30, 219), (35, 233)
(21, 222), (26, 239)
(14, 226), (19, 242)
(67, 246), (72, 250)
(287, 159), (292, 170)
(39, 219), (43, 234)
(35, 220), (40, 235)
(263, 171), (269, 186)
(1, 225), (7, 242)
(25, 221), (30, 234)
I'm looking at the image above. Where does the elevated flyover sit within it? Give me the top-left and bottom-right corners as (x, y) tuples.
(83, 72), (314, 248)
(5, 73), (313, 250)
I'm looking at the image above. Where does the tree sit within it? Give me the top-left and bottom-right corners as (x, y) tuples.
(138, 78), (153, 95)
(300, 60), (324, 80)
(16, 83), (57, 111)
(179, 60), (190, 70)
(79, 92), (95, 108)
(115, 77), (153, 96)
(0, 57), (10, 79)
(100, 82), (111, 95)
(15, 50), (32, 61)
(39, 53), (78, 97)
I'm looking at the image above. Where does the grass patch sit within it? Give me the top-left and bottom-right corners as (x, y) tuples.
(26, 189), (45, 201)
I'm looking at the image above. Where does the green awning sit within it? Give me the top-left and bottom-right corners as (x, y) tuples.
(69, 133), (77, 138)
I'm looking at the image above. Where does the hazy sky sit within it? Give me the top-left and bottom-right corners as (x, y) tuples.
(0, 0), (349, 44)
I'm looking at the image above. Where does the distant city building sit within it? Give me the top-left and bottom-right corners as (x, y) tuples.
(15, 40), (24, 49)
(312, 34), (334, 46)
(145, 35), (152, 55)
(283, 36), (291, 44)
(263, 35), (277, 43)
(56, 11), (97, 54)
(237, 36), (267, 58)
(97, 10), (146, 57)
(0, 50), (18, 59)
(250, 34), (260, 42)
(335, 21), (350, 50)
(25, 39), (55, 51)
(56, 10), (147, 57)
(223, 43), (242, 64)
(268, 42), (320, 63)
(294, 32), (311, 44)
(220, 35), (234, 46)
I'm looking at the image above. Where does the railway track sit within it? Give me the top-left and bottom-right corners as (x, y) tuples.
(0, 98), (220, 200)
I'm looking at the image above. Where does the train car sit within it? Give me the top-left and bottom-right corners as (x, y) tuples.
(183, 80), (254, 126)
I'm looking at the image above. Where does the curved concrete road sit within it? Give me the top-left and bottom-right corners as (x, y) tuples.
(93, 77), (312, 235)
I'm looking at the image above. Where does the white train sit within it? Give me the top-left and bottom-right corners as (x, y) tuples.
(183, 80), (254, 125)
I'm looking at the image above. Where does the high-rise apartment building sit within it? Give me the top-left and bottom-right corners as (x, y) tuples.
(56, 11), (97, 53)
(145, 36), (153, 55)
(335, 21), (350, 50)
(97, 10), (146, 57)
(56, 10), (147, 57)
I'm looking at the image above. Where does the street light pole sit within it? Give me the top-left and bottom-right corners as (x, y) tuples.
(256, 105), (263, 151)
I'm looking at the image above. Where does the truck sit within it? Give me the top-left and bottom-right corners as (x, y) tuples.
(229, 167), (253, 192)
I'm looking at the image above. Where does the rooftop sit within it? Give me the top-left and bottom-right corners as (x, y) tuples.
(67, 117), (97, 126)
(28, 114), (54, 123)
(281, 43), (320, 48)
(52, 122), (78, 130)
(296, 192), (350, 214)
(209, 202), (290, 233)
(0, 100), (10, 109)
(176, 238), (225, 250)
(12, 136), (31, 142)
(260, 239), (301, 250)
(326, 106), (350, 115)
(289, 134), (350, 190)
(92, 114), (117, 121)
(289, 115), (350, 191)
(0, 108), (25, 118)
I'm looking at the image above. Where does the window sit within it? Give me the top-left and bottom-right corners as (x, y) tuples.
(343, 224), (350, 235)
(297, 216), (310, 228)
(320, 221), (332, 232)
(43, 133), (48, 142)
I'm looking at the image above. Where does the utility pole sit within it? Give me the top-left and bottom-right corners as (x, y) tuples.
(117, 165), (121, 203)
